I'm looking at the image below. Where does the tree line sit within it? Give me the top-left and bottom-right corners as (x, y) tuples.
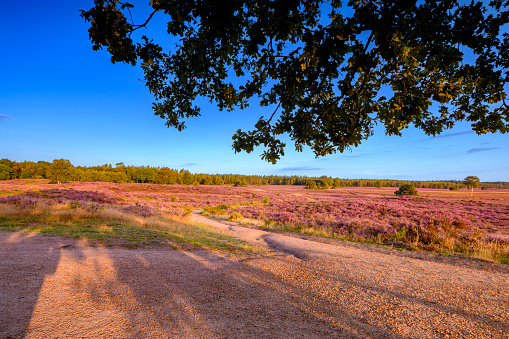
(1, 158), (507, 189)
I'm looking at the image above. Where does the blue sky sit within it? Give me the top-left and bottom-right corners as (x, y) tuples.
(0, 1), (507, 181)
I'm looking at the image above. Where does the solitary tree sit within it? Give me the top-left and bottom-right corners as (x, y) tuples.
(463, 176), (480, 197)
(395, 183), (419, 196)
(82, 1), (509, 163)
(48, 159), (73, 184)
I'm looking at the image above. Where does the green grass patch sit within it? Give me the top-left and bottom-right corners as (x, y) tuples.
(0, 204), (258, 255)
(0, 190), (22, 196)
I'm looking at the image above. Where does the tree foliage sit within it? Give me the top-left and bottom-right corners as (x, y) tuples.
(0, 164), (12, 180)
(306, 180), (317, 189)
(48, 159), (73, 184)
(463, 175), (481, 188)
(395, 183), (419, 196)
(2, 158), (509, 189)
(82, 0), (509, 163)
(463, 175), (480, 197)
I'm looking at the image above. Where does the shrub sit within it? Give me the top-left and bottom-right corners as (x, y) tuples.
(395, 184), (419, 196)
(305, 181), (317, 189)
(0, 164), (12, 180)
(233, 179), (248, 187)
(69, 202), (83, 209)
(263, 197), (269, 204)
(228, 212), (243, 221)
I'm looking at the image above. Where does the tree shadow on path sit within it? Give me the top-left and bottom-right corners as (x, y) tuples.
(0, 231), (75, 338)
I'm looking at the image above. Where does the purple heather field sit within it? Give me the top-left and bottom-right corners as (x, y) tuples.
(1, 180), (508, 251)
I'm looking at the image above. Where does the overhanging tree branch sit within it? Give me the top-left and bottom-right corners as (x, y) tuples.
(82, 0), (509, 163)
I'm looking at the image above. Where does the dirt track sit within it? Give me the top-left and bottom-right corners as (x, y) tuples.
(1, 213), (509, 338)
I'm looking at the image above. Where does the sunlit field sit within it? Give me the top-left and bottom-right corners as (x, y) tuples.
(0, 179), (258, 255)
(1, 179), (508, 263)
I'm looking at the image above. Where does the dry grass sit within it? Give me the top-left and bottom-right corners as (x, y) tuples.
(204, 209), (509, 264)
(0, 202), (258, 254)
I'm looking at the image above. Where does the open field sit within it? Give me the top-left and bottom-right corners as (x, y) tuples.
(1, 179), (508, 263)
(1, 179), (509, 337)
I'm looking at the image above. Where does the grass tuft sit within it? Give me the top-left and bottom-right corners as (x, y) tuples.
(0, 202), (258, 255)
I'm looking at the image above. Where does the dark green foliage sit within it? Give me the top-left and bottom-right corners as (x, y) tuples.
(48, 159), (73, 184)
(0, 164), (12, 180)
(395, 184), (419, 196)
(305, 181), (317, 190)
(2, 158), (509, 189)
(463, 176), (481, 189)
(464, 175), (481, 197)
(233, 179), (248, 187)
(332, 178), (341, 189)
(82, 1), (509, 163)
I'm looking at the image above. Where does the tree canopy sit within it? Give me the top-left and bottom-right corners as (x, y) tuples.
(463, 175), (480, 197)
(82, 0), (509, 163)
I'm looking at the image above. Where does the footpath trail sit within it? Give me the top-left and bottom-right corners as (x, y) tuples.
(1, 212), (508, 338)
(191, 211), (509, 338)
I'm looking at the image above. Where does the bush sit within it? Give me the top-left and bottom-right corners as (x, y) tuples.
(305, 181), (317, 189)
(395, 184), (419, 196)
(233, 179), (248, 187)
(228, 212), (243, 221)
(0, 164), (12, 180)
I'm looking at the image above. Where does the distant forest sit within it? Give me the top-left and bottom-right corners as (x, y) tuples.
(1, 158), (508, 189)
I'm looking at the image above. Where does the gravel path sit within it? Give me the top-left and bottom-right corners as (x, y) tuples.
(1, 213), (508, 338)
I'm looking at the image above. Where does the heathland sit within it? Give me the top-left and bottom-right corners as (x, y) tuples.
(1, 179), (508, 263)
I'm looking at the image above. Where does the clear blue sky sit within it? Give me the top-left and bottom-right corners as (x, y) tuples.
(1, 1), (507, 181)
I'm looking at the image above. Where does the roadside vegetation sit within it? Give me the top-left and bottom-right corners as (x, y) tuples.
(0, 189), (257, 255)
(1, 180), (508, 264)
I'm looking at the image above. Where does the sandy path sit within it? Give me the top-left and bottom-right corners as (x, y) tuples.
(1, 213), (508, 338)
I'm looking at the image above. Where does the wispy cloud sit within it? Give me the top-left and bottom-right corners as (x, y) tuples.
(420, 131), (474, 141)
(0, 114), (11, 122)
(354, 170), (377, 176)
(353, 171), (400, 177)
(280, 166), (322, 171)
(467, 147), (500, 154)
(180, 162), (198, 167)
